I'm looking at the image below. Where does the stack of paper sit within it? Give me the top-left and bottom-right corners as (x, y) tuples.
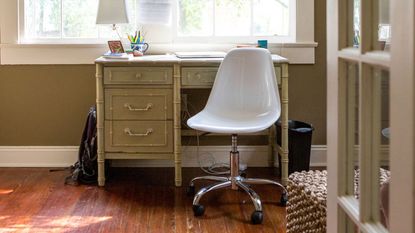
(102, 52), (132, 60)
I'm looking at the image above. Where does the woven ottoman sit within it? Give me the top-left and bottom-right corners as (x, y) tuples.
(286, 169), (390, 233)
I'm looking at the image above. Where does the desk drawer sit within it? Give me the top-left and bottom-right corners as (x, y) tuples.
(105, 89), (173, 120)
(104, 67), (173, 85)
(105, 120), (173, 153)
(182, 67), (281, 86)
(182, 67), (218, 87)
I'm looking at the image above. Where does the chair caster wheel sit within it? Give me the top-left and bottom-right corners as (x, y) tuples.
(192, 204), (205, 216)
(187, 185), (195, 197)
(251, 211), (263, 224)
(280, 192), (288, 207)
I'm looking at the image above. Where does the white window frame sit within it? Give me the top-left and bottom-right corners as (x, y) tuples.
(0, 0), (317, 64)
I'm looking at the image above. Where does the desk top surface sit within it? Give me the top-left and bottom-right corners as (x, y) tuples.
(95, 54), (288, 65)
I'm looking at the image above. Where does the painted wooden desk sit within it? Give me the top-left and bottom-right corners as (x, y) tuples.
(95, 55), (289, 187)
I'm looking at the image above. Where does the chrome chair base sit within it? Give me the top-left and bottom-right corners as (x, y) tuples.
(188, 175), (288, 224)
(188, 135), (288, 225)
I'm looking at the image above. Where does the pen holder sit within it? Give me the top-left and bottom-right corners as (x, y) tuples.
(130, 42), (149, 53)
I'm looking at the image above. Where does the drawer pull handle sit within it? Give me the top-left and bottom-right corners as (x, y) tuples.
(124, 103), (153, 111)
(124, 128), (153, 137)
(135, 73), (142, 79)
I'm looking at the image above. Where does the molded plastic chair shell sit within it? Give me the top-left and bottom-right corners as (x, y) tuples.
(187, 48), (281, 134)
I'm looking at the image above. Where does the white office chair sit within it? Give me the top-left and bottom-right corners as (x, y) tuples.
(186, 48), (288, 224)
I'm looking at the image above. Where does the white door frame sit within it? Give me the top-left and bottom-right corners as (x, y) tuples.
(327, 0), (415, 232)
(326, 0), (342, 230)
(389, 1), (415, 232)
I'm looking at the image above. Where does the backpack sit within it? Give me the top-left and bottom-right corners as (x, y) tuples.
(66, 106), (98, 185)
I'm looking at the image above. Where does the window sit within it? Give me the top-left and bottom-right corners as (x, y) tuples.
(21, 0), (294, 43)
(178, 0), (292, 38)
(22, 0), (137, 41)
(3, 0), (314, 64)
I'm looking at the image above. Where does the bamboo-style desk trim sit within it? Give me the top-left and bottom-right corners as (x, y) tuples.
(95, 55), (289, 187)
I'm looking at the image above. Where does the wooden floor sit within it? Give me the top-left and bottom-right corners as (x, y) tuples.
(0, 167), (286, 233)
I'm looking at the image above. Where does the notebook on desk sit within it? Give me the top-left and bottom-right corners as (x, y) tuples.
(102, 52), (132, 60)
(174, 51), (227, 58)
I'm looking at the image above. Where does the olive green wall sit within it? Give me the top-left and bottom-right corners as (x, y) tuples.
(0, 1), (326, 146)
(0, 65), (96, 145)
(288, 0), (327, 145)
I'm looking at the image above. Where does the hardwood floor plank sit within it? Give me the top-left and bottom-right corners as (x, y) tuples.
(0, 168), (287, 233)
(0, 169), (59, 232)
(29, 176), (85, 232)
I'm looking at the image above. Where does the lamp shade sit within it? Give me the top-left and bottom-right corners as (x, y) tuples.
(96, 0), (130, 24)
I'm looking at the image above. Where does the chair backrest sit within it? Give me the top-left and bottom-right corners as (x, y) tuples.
(204, 48), (281, 120)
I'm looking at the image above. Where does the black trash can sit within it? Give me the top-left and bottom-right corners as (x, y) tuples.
(276, 120), (314, 175)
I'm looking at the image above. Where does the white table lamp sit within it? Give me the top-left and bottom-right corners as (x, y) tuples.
(96, 0), (131, 39)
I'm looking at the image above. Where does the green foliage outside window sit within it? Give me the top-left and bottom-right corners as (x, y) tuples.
(178, 0), (208, 34)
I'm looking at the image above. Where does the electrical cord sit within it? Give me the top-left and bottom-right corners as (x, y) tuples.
(195, 130), (230, 175)
(183, 99), (231, 175)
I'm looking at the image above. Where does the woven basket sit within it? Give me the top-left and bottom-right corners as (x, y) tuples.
(286, 169), (390, 233)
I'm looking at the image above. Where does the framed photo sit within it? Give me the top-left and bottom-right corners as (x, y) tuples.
(108, 40), (124, 53)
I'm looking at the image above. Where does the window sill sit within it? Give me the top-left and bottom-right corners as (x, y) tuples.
(0, 42), (318, 65)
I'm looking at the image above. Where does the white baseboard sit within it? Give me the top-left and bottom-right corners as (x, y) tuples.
(0, 145), (328, 168)
(0, 146), (79, 167)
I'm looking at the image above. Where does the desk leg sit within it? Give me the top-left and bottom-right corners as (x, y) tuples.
(281, 64), (289, 186)
(173, 64), (182, 187)
(96, 64), (105, 186)
(268, 125), (276, 167)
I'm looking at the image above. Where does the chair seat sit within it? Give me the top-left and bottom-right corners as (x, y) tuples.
(187, 110), (277, 134)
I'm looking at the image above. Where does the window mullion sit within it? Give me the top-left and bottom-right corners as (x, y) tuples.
(250, 0), (254, 37)
(360, 0), (374, 53)
(346, 62), (357, 196)
(60, 0), (63, 39)
(18, 0), (25, 41)
(34, 0), (37, 38)
(212, 0), (215, 36)
(359, 64), (381, 224)
(33, 0), (36, 38)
